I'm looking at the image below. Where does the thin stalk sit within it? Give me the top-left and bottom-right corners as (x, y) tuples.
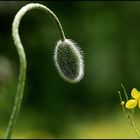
(4, 3), (66, 139)
(121, 84), (128, 101)
(118, 91), (128, 121)
(129, 109), (140, 138)
(118, 89), (140, 138)
(130, 121), (140, 138)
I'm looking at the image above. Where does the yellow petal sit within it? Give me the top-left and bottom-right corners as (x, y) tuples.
(138, 99), (140, 108)
(125, 99), (137, 109)
(131, 88), (140, 99)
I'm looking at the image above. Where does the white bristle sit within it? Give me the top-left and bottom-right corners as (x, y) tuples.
(53, 39), (84, 83)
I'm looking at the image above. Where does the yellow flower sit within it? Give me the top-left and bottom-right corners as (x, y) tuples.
(125, 88), (140, 109)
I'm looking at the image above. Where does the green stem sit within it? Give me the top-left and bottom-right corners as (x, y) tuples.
(118, 86), (140, 138)
(4, 3), (66, 139)
(118, 91), (125, 114)
(129, 109), (140, 138)
(130, 121), (140, 138)
(118, 91), (129, 121)
(121, 84), (128, 101)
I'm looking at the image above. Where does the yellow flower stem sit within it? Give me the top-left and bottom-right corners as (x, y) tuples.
(130, 120), (140, 138)
(118, 91), (128, 120)
(118, 90), (140, 138)
(128, 109), (140, 138)
(121, 84), (128, 101)
(131, 109), (134, 121)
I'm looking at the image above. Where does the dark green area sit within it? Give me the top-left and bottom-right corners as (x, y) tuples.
(0, 1), (140, 138)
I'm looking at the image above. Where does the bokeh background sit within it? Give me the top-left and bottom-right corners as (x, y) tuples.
(0, 1), (140, 138)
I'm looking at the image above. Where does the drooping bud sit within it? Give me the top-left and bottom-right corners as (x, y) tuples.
(54, 39), (84, 83)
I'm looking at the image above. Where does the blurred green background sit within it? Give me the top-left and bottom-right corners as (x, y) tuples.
(0, 1), (140, 139)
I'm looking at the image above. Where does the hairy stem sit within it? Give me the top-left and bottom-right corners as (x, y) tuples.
(4, 3), (66, 139)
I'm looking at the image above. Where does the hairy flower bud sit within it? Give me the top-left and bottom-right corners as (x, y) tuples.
(54, 39), (84, 83)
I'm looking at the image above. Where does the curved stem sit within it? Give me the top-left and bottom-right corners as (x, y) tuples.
(4, 3), (66, 139)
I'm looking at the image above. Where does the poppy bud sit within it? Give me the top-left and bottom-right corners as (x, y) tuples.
(54, 39), (84, 83)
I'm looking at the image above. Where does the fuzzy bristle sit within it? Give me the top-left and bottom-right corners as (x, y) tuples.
(53, 39), (84, 83)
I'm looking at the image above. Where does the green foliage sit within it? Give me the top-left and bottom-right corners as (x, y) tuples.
(1, 1), (140, 138)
